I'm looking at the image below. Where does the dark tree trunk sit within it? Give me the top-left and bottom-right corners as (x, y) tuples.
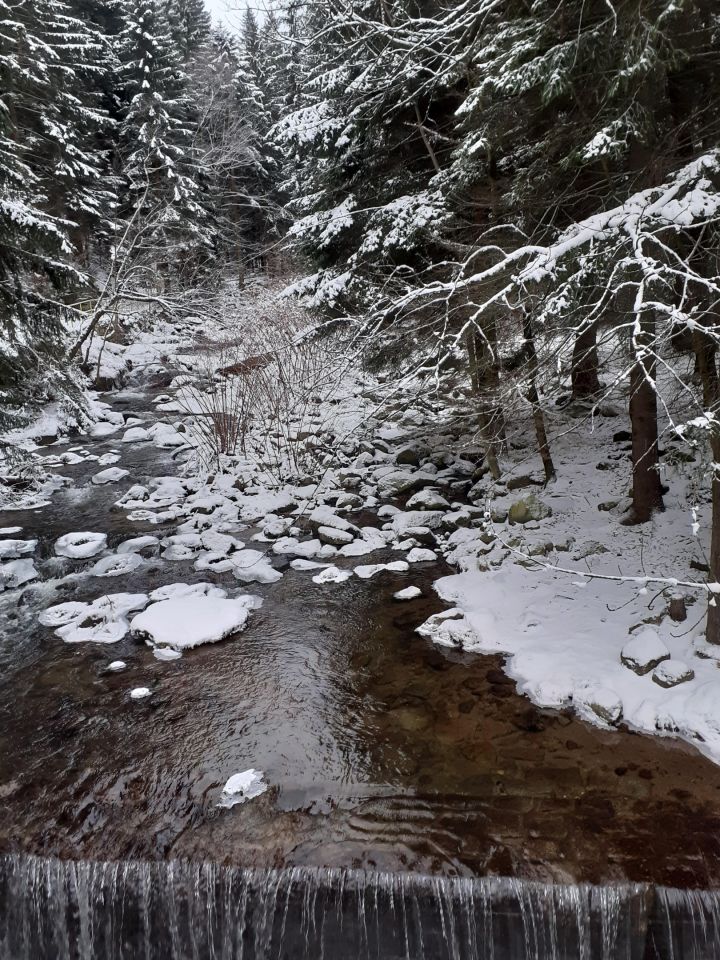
(693, 327), (720, 644)
(625, 313), (664, 524)
(522, 311), (556, 483)
(466, 323), (503, 480)
(571, 322), (601, 399)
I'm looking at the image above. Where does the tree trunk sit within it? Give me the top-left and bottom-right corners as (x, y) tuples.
(523, 312), (556, 483)
(466, 325), (503, 480)
(625, 312), (664, 524)
(693, 327), (720, 643)
(571, 322), (601, 399)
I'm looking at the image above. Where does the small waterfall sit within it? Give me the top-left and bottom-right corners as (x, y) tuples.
(0, 855), (718, 959)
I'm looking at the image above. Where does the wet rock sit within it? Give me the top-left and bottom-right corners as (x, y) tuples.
(613, 430), (632, 443)
(376, 470), (435, 498)
(621, 628), (670, 675)
(652, 660), (695, 688)
(395, 445), (424, 467)
(508, 495), (552, 524)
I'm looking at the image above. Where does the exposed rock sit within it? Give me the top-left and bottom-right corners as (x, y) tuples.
(621, 628), (671, 675)
(376, 469), (435, 498)
(587, 688), (623, 725)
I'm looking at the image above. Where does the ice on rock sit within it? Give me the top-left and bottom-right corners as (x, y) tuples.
(55, 532), (107, 559)
(290, 559), (329, 570)
(0, 539), (37, 559)
(621, 628), (671, 675)
(90, 553), (145, 578)
(230, 549), (283, 584)
(406, 547), (438, 563)
(121, 427), (150, 443)
(132, 595), (260, 650)
(1, 559), (38, 588)
(130, 687), (152, 699)
(312, 565), (352, 584)
(394, 586), (423, 600)
(0, 527), (22, 535)
(217, 769), (268, 808)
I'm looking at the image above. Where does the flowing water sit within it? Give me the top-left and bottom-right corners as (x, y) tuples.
(2, 854), (720, 959)
(2, 385), (720, 957)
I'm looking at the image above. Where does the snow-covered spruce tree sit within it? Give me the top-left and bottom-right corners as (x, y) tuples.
(0, 0), (110, 434)
(167, 0), (211, 62)
(116, 0), (214, 282)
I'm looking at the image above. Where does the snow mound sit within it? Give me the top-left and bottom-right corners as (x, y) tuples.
(149, 582), (227, 602)
(131, 595), (261, 650)
(230, 549), (283, 584)
(0, 539), (37, 559)
(91, 467), (130, 485)
(621, 628), (671, 675)
(394, 586), (422, 600)
(55, 532), (107, 559)
(90, 553), (145, 578)
(354, 560), (410, 579)
(312, 565), (352, 584)
(1, 559), (38, 589)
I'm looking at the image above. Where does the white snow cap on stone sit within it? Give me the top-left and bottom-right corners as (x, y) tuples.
(55, 532), (107, 559)
(217, 769), (268, 808)
(131, 595), (261, 650)
(91, 467), (130, 485)
(394, 586), (423, 600)
(130, 687), (152, 699)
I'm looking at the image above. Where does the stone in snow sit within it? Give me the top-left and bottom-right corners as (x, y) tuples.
(130, 687), (152, 700)
(91, 467), (130, 485)
(131, 595), (260, 650)
(107, 660), (127, 672)
(0, 539), (36, 560)
(217, 769), (268, 808)
(621, 628), (671, 675)
(55, 532), (107, 559)
(312, 565), (352, 584)
(406, 547), (437, 563)
(394, 586), (422, 601)
(653, 659), (695, 688)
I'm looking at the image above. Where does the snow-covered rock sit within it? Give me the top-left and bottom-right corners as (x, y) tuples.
(1, 559), (38, 588)
(272, 537), (336, 561)
(117, 535), (160, 555)
(55, 531), (107, 559)
(91, 467), (130, 485)
(90, 553), (145, 578)
(130, 687), (152, 700)
(131, 595), (260, 650)
(230, 549), (283, 584)
(317, 525), (354, 547)
(406, 547), (437, 563)
(394, 586), (422, 600)
(653, 659), (695, 688)
(621, 628), (671, 676)
(149, 582), (227, 602)
(107, 660), (127, 672)
(121, 427), (150, 443)
(0, 539), (36, 559)
(312, 565), (352, 584)
(217, 769), (268, 808)
(406, 489), (451, 511)
(354, 560), (410, 579)
(58, 618), (129, 645)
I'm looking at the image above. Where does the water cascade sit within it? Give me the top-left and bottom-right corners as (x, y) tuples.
(1, 855), (719, 958)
